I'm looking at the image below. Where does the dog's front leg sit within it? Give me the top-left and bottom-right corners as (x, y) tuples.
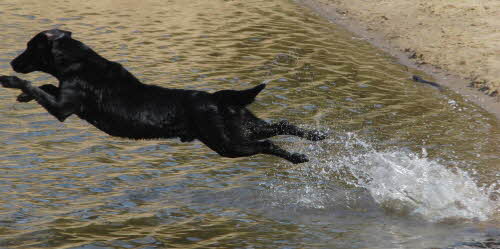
(0, 76), (80, 122)
(17, 84), (59, 102)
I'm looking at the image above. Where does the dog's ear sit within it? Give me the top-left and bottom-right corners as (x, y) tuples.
(43, 29), (72, 41)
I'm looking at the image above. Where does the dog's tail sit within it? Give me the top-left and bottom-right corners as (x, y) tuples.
(213, 84), (266, 107)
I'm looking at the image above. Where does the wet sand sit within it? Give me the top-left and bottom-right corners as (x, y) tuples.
(296, 0), (500, 119)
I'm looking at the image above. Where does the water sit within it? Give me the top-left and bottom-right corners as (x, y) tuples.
(0, 0), (499, 248)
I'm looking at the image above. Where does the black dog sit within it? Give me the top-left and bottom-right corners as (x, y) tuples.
(0, 29), (325, 164)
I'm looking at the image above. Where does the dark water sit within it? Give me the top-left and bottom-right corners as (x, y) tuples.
(0, 0), (499, 248)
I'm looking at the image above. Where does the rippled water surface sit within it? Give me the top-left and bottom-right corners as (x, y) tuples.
(0, 0), (499, 248)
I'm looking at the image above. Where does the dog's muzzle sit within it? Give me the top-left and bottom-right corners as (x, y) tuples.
(11, 56), (34, 74)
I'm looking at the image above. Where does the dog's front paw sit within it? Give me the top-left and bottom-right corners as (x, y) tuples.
(306, 130), (327, 141)
(16, 92), (34, 102)
(289, 153), (309, 164)
(0, 75), (29, 89)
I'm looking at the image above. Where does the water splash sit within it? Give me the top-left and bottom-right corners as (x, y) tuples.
(270, 132), (499, 222)
(352, 150), (497, 222)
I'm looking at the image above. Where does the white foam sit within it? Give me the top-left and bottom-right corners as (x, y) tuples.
(352, 150), (497, 222)
(270, 132), (499, 222)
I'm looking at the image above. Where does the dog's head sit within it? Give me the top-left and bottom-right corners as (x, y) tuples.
(11, 29), (88, 77)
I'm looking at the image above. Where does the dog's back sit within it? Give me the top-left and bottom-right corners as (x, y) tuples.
(61, 41), (267, 141)
(71, 59), (197, 139)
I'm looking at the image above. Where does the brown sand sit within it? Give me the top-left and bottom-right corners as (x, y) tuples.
(296, 0), (500, 119)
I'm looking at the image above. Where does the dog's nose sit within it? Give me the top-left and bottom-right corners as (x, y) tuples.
(10, 60), (18, 71)
(10, 59), (29, 73)
(10, 59), (20, 72)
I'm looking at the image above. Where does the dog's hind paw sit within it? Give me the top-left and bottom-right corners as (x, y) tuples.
(289, 153), (309, 164)
(306, 130), (327, 141)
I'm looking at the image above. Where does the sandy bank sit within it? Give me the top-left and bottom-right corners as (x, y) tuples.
(296, 0), (500, 119)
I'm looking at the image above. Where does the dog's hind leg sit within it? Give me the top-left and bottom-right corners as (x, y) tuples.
(206, 138), (308, 164)
(250, 120), (326, 141)
(193, 108), (308, 164)
(259, 140), (309, 164)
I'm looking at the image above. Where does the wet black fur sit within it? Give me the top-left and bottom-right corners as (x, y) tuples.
(0, 29), (325, 164)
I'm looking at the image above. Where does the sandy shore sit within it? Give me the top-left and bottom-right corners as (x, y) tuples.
(296, 0), (500, 119)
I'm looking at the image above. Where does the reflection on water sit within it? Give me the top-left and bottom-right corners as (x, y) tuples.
(0, 0), (499, 248)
